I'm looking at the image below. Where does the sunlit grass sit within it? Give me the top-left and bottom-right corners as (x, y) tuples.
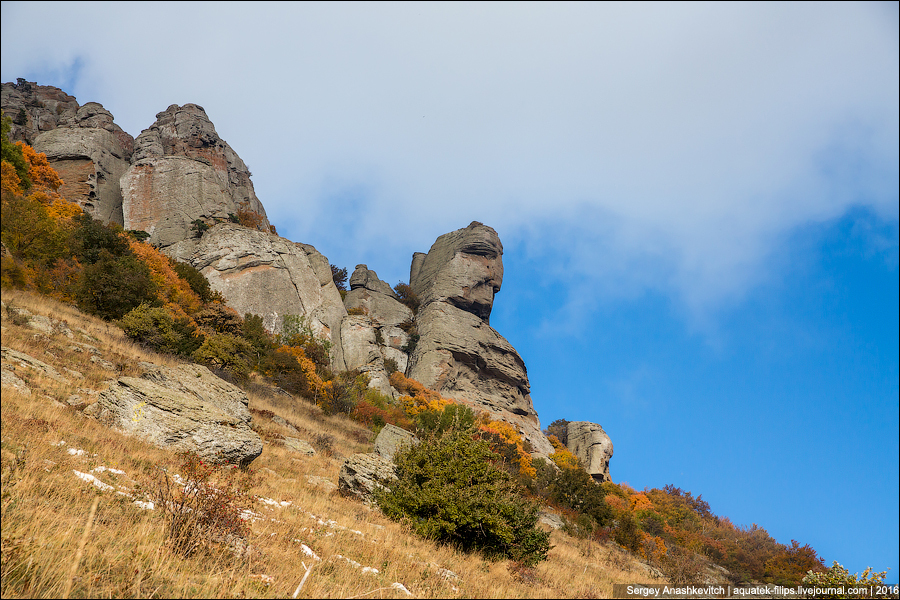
(1, 288), (662, 598)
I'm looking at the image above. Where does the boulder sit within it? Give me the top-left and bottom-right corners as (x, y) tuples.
(407, 222), (552, 456)
(283, 437), (316, 456)
(89, 362), (262, 467)
(121, 103), (269, 247)
(566, 421), (613, 483)
(1, 346), (66, 383)
(164, 224), (347, 366)
(373, 424), (419, 462)
(338, 453), (397, 503)
(338, 425), (417, 502)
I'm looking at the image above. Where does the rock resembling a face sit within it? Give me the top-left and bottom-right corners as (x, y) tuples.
(443, 246), (503, 322)
(415, 222), (505, 322)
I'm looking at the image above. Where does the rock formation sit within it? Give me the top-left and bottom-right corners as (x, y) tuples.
(566, 421), (614, 482)
(406, 222), (553, 456)
(340, 265), (413, 396)
(338, 424), (418, 502)
(87, 362), (263, 467)
(164, 223), (347, 365)
(2, 79), (134, 224)
(121, 103), (269, 247)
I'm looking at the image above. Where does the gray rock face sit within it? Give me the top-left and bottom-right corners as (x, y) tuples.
(1, 79), (80, 144)
(410, 221), (503, 323)
(407, 222), (552, 456)
(90, 362), (262, 467)
(373, 424), (419, 462)
(122, 103), (269, 247)
(2, 80), (134, 225)
(165, 224), (347, 364)
(566, 421), (613, 483)
(341, 265), (413, 395)
(338, 453), (397, 503)
(338, 425), (417, 502)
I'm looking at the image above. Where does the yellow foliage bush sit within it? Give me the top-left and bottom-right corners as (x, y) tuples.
(388, 372), (453, 417)
(477, 414), (537, 478)
(128, 240), (202, 322)
(547, 434), (580, 470)
(276, 345), (334, 407)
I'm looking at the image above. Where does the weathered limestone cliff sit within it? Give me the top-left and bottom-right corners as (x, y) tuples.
(406, 222), (553, 456)
(164, 223), (347, 368)
(340, 265), (414, 396)
(121, 103), (270, 247)
(1, 79), (134, 224)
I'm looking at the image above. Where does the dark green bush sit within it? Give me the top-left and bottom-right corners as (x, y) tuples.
(74, 251), (157, 320)
(70, 213), (130, 265)
(377, 429), (551, 566)
(192, 332), (255, 380)
(171, 259), (217, 303)
(118, 303), (202, 356)
(415, 403), (476, 436)
(331, 264), (348, 292)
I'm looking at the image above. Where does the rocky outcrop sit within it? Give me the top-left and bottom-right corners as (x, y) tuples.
(566, 421), (613, 483)
(164, 223), (347, 363)
(1, 79), (80, 144)
(2, 80), (134, 224)
(121, 103), (269, 247)
(338, 452), (397, 503)
(338, 425), (418, 502)
(341, 265), (413, 396)
(407, 222), (552, 456)
(409, 221), (503, 323)
(373, 423), (419, 462)
(88, 362), (262, 467)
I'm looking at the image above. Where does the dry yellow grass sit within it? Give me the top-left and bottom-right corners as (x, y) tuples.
(1, 288), (664, 598)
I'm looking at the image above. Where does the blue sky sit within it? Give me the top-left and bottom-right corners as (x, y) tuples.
(3, 1), (897, 581)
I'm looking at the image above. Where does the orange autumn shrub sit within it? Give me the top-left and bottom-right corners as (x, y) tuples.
(1, 160), (23, 195)
(275, 345), (334, 407)
(128, 239), (202, 321)
(476, 414), (536, 478)
(547, 434), (581, 470)
(389, 371), (454, 417)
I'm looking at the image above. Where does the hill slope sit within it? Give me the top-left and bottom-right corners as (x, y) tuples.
(1, 288), (661, 599)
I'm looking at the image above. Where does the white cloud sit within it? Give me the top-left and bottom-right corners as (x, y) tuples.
(2, 2), (897, 315)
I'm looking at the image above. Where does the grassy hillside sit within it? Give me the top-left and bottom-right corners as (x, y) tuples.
(1, 288), (662, 599)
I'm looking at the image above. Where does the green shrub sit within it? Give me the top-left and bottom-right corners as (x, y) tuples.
(242, 313), (276, 368)
(1, 114), (31, 189)
(377, 429), (551, 566)
(393, 282), (420, 314)
(383, 357), (399, 375)
(118, 303), (201, 356)
(70, 213), (130, 265)
(171, 259), (217, 303)
(331, 264), (348, 291)
(801, 562), (890, 598)
(415, 403), (476, 436)
(195, 302), (243, 335)
(192, 332), (254, 380)
(74, 251), (157, 320)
